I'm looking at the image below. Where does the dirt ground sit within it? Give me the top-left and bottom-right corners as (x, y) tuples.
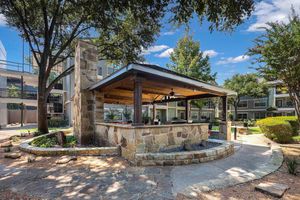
(197, 147), (300, 200)
(0, 136), (299, 200)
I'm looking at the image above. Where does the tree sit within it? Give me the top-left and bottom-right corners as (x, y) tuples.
(224, 73), (268, 120)
(0, 0), (165, 133)
(168, 33), (217, 82)
(0, 0), (254, 133)
(249, 9), (300, 123)
(168, 33), (217, 119)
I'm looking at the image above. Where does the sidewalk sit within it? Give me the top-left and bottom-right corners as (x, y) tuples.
(0, 123), (37, 141)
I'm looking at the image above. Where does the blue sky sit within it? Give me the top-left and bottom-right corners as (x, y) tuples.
(0, 0), (299, 84)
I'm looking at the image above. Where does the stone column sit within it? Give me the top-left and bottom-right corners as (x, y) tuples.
(73, 41), (99, 145)
(133, 76), (143, 126)
(219, 96), (231, 141)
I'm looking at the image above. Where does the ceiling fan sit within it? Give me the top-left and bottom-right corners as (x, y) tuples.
(166, 88), (185, 99)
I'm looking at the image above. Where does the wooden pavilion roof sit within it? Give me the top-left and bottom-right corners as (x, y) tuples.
(89, 63), (236, 105)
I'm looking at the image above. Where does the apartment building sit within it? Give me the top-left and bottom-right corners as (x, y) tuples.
(0, 40), (7, 127)
(0, 43), (67, 127)
(234, 80), (296, 120)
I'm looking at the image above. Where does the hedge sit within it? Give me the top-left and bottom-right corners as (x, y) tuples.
(257, 116), (299, 143)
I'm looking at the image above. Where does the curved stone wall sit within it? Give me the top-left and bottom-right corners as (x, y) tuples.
(135, 139), (234, 166)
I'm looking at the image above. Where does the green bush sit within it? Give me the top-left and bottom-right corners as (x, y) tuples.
(63, 135), (77, 147)
(257, 116), (297, 143)
(31, 136), (58, 148)
(48, 118), (69, 128)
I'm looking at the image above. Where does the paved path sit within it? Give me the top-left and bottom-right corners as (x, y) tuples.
(0, 134), (282, 200)
(0, 123), (37, 141)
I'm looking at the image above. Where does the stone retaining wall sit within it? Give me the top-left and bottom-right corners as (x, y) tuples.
(135, 139), (234, 166)
(95, 123), (209, 162)
(19, 132), (119, 156)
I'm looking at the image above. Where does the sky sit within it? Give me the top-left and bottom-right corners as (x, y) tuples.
(0, 0), (299, 84)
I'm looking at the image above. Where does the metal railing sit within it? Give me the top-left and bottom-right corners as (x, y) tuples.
(0, 59), (34, 73)
(0, 88), (37, 99)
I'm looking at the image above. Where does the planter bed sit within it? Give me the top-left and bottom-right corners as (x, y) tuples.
(19, 132), (119, 156)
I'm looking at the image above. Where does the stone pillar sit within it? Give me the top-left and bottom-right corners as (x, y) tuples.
(133, 76), (143, 126)
(219, 96), (231, 141)
(185, 99), (190, 121)
(73, 41), (99, 145)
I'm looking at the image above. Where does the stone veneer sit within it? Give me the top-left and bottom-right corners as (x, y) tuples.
(135, 139), (234, 166)
(73, 41), (104, 145)
(94, 123), (209, 162)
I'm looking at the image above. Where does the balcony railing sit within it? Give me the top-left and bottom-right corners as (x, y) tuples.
(0, 88), (37, 99)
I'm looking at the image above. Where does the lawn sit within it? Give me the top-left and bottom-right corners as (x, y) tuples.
(19, 127), (72, 134)
(292, 135), (300, 143)
(247, 127), (262, 134)
(211, 126), (262, 135)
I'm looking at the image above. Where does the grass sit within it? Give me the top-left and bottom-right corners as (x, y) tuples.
(292, 135), (300, 143)
(247, 127), (262, 134)
(19, 127), (71, 134)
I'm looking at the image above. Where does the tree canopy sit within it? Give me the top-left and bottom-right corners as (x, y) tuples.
(224, 73), (268, 120)
(0, 0), (254, 133)
(249, 9), (300, 120)
(168, 33), (217, 83)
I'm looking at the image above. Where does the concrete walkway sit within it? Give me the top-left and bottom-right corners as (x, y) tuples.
(0, 134), (283, 200)
(0, 123), (37, 141)
(175, 134), (283, 199)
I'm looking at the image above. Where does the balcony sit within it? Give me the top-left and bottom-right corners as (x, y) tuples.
(0, 88), (37, 100)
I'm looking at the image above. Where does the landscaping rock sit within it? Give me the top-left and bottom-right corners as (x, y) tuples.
(0, 141), (12, 148)
(56, 131), (66, 145)
(56, 156), (77, 164)
(27, 155), (36, 163)
(4, 147), (12, 152)
(255, 182), (289, 198)
(4, 153), (22, 159)
(183, 139), (193, 151)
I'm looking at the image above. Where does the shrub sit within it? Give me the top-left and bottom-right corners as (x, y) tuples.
(48, 118), (69, 128)
(286, 158), (298, 175)
(257, 117), (294, 143)
(63, 135), (77, 147)
(31, 136), (58, 148)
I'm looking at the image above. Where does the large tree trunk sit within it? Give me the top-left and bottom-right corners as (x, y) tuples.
(289, 90), (300, 125)
(37, 65), (49, 134)
(37, 91), (49, 133)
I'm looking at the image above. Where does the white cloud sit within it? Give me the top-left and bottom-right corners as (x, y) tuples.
(247, 0), (300, 32)
(217, 55), (250, 65)
(141, 45), (169, 55)
(0, 14), (6, 26)
(202, 50), (219, 58)
(155, 48), (174, 58)
(161, 31), (175, 36)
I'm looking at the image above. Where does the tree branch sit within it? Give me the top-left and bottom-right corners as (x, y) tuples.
(45, 64), (74, 96)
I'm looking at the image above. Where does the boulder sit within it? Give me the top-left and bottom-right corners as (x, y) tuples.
(56, 131), (67, 145)
(4, 153), (21, 159)
(0, 141), (12, 148)
(27, 155), (37, 163)
(255, 182), (289, 198)
(182, 139), (193, 151)
(56, 156), (77, 164)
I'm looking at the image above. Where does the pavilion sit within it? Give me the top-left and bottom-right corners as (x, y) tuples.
(73, 41), (236, 161)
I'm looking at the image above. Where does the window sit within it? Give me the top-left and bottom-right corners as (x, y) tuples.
(107, 67), (114, 75)
(238, 101), (247, 108)
(254, 100), (266, 108)
(286, 100), (293, 108)
(191, 111), (198, 120)
(276, 99), (283, 108)
(177, 101), (186, 107)
(237, 113), (247, 120)
(98, 66), (103, 76)
(254, 112), (265, 119)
